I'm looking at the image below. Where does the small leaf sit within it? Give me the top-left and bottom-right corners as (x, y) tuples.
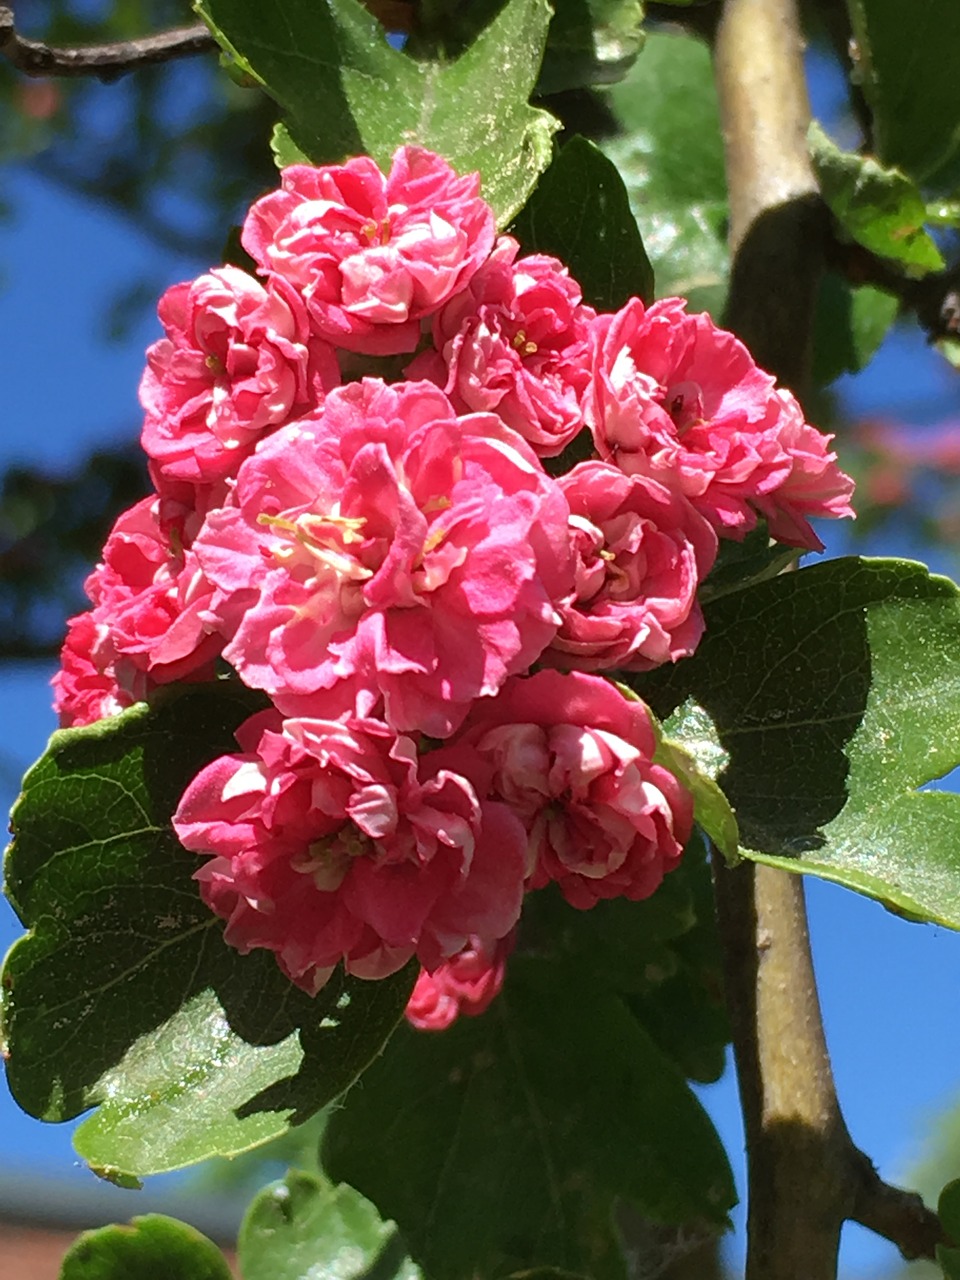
(809, 122), (944, 276)
(538, 0), (645, 95)
(239, 1170), (421, 1280)
(59, 1214), (231, 1280)
(511, 134), (654, 308)
(657, 705), (739, 861)
(636, 558), (960, 930)
(847, 0), (960, 193)
(323, 957), (734, 1280)
(198, 0), (559, 225)
(698, 524), (801, 604)
(2, 685), (413, 1177)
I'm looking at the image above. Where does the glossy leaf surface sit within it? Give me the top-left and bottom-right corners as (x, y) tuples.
(2, 686), (413, 1177)
(638, 558), (960, 929)
(59, 1215), (231, 1280)
(240, 1170), (420, 1280)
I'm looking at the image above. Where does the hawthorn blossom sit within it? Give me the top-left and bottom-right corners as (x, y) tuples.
(546, 461), (717, 672)
(78, 496), (222, 694)
(193, 379), (573, 738)
(173, 711), (527, 994)
(52, 611), (141, 728)
(408, 236), (595, 455)
(140, 267), (339, 499)
(405, 932), (515, 1031)
(445, 670), (693, 909)
(589, 297), (855, 547)
(242, 147), (495, 355)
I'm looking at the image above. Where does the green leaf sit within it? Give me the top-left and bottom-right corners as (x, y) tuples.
(603, 29), (728, 313)
(635, 557), (960, 930)
(847, 0), (960, 193)
(538, 0), (645, 95)
(812, 272), (899, 386)
(59, 1214), (231, 1280)
(322, 957), (734, 1280)
(197, 0), (559, 225)
(939, 1178), (960, 1240)
(698, 524), (801, 605)
(511, 134), (654, 307)
(2, 685), (414, 1177)
(809, 121), (944, 276)
(239, 1170), (421, 1280)
(657, 704), (739, 861)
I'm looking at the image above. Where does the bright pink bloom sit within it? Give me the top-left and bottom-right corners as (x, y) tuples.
(173, 711), (527, 995)
(83, 496), (223, 688)
(242, 147), (495, 355)
(140, 266), (339, 498)
(752, 390), (856, 548)
(448, 670), (693, 909)
(588, 297), (855, 546)
(407, 236), (595, 456)
(193, 379), (573, 738)
(405, 931), (515, 1031)
(546, 461), (717, 672)
(52, 611), (141, 728)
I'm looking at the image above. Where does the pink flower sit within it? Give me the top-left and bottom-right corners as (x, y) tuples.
(140, 266), (339, 498)
(242, 147), (496, 356)
(83, 496), (223, 688)
(545, 461), (717, 672)
(193, 379), (573, 738)
(588, 297), (855, 546)
(407, 236), (595, 456)
(173, 711), (527, 995)
(52, 611), (141, 728)
(448, 670), (693, 909)
(752, 390), (856, 549)
(405, 931), (515, 1031)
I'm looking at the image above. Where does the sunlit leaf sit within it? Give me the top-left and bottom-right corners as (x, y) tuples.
(59, 1214), (231, 1280)
(2, 685), (413, 1178)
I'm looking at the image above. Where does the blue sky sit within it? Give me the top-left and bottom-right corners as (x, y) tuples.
(2, 156), (960, 1276)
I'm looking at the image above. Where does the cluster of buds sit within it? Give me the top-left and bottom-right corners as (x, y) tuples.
(53, 147), (854, 1028)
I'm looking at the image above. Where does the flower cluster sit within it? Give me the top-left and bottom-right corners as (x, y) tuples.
(54, 147), (854, 1027)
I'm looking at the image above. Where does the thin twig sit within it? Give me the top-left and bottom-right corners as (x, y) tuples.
(0, 8), (216, 81)
(0, 2), (417, 82)
(849, 1149), (946, 1262)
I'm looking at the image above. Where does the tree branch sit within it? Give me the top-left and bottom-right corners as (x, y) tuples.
(849, 1149), (946, 1262)
(0, 2), (416, 82)
(0, 8), (216, 81)
(713, 3), (949, 1275)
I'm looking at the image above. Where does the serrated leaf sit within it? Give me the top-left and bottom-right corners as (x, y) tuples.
(2, 685), (413, 1178)
(322, 956), (734, 1280)
(239, 1170), (421, 1280)
(847, 0), (960, 193)
(809, 121), (944, 276)
(812, 272), (899, 386)
(603, 30), (728, 313)
(197, 0), (558, 224)
(59, 1214), (231, 1280)
(511, 134), (654, 308)
(635, 557), (960, 930)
